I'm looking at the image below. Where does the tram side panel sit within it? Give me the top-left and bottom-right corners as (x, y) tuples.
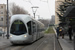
(32, 21), (37, 41)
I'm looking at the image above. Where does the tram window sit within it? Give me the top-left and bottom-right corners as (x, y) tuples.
(32, 22), (36, 33)
(37, 24), (40, 32)
(27, 21), (31, 35)
(10, 20), (27, 35)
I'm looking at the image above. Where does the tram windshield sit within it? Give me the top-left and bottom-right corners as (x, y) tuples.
(10, 20), (27, 35)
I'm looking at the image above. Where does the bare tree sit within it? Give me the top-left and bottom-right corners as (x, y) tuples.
(38, 19), (50, 27)
(10, 3), (28, 15)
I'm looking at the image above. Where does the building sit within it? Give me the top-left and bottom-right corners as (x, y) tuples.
(55, 0), (74, 26)
(50, 15), (55, 24)
(0, 4), (7, 31)
(55, 0), (65, 26)
(0, 4), (7, 27)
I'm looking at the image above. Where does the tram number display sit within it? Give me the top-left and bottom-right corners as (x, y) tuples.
(14, 21), (23, 24)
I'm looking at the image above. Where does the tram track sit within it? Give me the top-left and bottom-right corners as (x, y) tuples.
(0, 36), (45, 50)
(35, 34), (54, 50)
(1, 44), (29, 50)
(21, 35), (46, 50)
(0, 34), (54, 50)
(22, 34), (54, 50)
(5, 46), (24, 50)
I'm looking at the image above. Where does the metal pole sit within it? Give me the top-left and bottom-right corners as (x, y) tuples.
(7, 0), (9, 39)
(33, 13), (35, 18)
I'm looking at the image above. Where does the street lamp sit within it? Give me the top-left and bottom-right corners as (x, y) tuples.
(7, 0), (9, 39)
(31, 6), (39, 18)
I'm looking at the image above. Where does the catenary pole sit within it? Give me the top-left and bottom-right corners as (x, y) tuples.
(7, 0), (9, 39)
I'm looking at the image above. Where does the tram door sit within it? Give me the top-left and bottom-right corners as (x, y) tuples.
(27, 21), (35, 41)
(27, 21), (32, 35)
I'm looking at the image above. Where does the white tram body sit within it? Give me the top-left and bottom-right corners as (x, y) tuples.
(9, 14), (44, 44)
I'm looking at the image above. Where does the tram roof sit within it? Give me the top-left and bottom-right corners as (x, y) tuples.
(11, 14), (44, 26)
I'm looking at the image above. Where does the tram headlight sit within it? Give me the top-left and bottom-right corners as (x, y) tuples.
(24, 35), (27, 37)
(10, 35), (12, 37)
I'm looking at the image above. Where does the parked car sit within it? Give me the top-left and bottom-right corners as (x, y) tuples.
(0, 31), (4, 36)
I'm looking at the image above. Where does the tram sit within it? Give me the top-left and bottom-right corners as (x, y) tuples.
(9, 14), (44, 44)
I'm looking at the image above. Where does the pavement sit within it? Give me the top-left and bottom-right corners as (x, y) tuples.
(0, 36), (11, 48)
(53, 27), (74, 50)
(58, 35), (74, 50)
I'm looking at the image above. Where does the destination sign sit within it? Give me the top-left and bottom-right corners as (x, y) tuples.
(14, 21), (23, 24)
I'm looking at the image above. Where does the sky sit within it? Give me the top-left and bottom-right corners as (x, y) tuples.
(0, 0), (55, 19)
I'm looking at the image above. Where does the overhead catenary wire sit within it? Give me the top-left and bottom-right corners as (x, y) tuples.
(23, 0), (33, 5)
(40, 0), (51, 17)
